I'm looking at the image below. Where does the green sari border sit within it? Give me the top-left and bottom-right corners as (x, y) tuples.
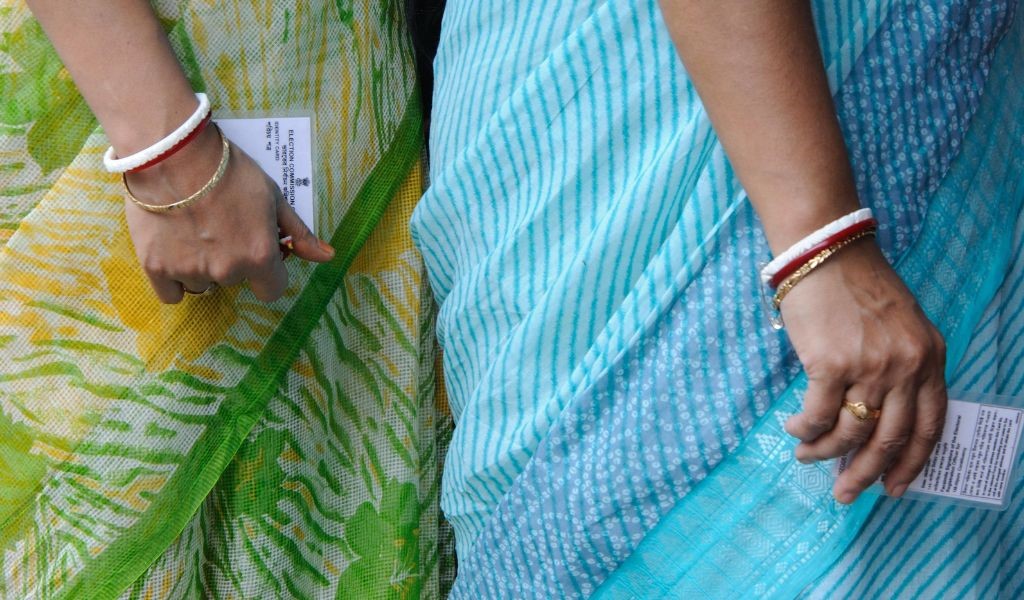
(63, 93), (424, 600)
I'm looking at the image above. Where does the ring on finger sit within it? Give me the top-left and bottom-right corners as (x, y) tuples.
(183, 283), (218, 296)
(279, 235), (295, 260)
(842, 400), (881, 422)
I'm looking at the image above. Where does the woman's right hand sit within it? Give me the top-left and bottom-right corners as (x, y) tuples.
(123, 124), (335, 304)
(24, 1), (333, 303)
(780, 240), (948, 504)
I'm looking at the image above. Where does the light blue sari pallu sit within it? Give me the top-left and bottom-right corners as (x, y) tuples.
(411, 0), (1024, 597)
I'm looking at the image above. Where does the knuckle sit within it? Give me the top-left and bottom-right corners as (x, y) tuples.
(874, 432), (911, 456)
(804, 414), (835, 433)
(933, 335), (948, 366)
(839, 427), (870, 447)
(178, 267), (204, 282)
(247, 245), (278, 269)
(293, 221), (313, 239)
(915, 421), (943, 444)
(143, 256), (168, 277)
(860, 355), (887, 376)
(208, 263), (234, 284)
(898, 344), (929, 370)
(807, 356), (845, 379)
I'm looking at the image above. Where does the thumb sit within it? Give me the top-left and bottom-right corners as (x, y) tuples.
(275, 190), (334, 263)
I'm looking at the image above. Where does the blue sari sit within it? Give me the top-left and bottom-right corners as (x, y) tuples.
(411, 0), (1024, 596)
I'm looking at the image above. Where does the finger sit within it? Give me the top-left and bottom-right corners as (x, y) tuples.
(794, 386), (882, 462)
(883, 373), (948, 497)
(275, 186), (334, 263)
(207, 263), (246, 288)
(146, 272), (185, 304)
(216, 271), (247, 288)
(247, 252), (289, 303)
(932, 327), (948, 376)
(834, 385), (915, 504)
(785, 376), (847, 442)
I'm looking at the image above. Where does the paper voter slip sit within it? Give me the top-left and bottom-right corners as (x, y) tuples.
(215, 116), (316, 232)
(835, 394), (1024, 510)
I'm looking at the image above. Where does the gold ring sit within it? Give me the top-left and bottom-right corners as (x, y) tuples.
(183, 284), (216, 296)
(842, 401), (881, 422)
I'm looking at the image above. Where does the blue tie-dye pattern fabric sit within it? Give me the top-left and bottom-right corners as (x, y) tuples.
(411, 0), (1023, 596)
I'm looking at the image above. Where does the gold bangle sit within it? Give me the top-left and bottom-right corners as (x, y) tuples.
(771, 229), (876, 311)
(122, 125), (231, 214)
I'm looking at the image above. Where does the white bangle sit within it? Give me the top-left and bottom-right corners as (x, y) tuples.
(759, 208), (874, 286)
(102, 93), (212, 174)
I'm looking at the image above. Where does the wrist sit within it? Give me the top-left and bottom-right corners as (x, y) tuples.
(761, 206), (879, 328)
(763, 198), (863, 255)
(104, 86), (202, 157)
(750, 164), (863, 255)
(784, 239), (891, 302)
(123, 124), (226, 207)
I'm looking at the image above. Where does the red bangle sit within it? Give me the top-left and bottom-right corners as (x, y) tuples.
(768, 218), (878, 289)
(126, 112), (214, 174)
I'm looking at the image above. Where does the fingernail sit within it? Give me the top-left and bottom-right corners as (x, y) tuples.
(891, 484), (908, 498)
(319, 240), (335, 257)
(834, 490), (854, 504)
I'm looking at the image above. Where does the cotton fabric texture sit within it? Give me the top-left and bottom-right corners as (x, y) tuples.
(411, 0), (1024, 596)
(0, 2), (453, 598)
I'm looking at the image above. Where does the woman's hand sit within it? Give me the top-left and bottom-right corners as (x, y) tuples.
(25, 1), (334, 303)
(123, 125), (334, 304)
(655, 1), (949, 504)
(780, 240), (948, 503)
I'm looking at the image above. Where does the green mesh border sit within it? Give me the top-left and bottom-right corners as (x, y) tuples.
(60, 94), (423, 600)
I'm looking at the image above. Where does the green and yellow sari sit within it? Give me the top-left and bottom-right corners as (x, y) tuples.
(0, 1), (452, 598)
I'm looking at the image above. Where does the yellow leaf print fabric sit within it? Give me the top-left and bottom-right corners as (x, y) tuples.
(0, 2), (454, 598)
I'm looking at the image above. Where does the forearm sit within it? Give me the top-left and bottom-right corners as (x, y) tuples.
(25, 1), (333, 305)
(26, 0), (198, 155)
(658, 0), (860, 253)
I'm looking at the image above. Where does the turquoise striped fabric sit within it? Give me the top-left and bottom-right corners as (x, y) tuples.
(410, 0), (1023, 596)
(806, 134), (1024, 598)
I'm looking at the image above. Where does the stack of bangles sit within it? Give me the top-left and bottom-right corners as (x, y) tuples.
(103, 92), (225, 214)
(760, 208), (878, 328)
(102, 92), (294, 268)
